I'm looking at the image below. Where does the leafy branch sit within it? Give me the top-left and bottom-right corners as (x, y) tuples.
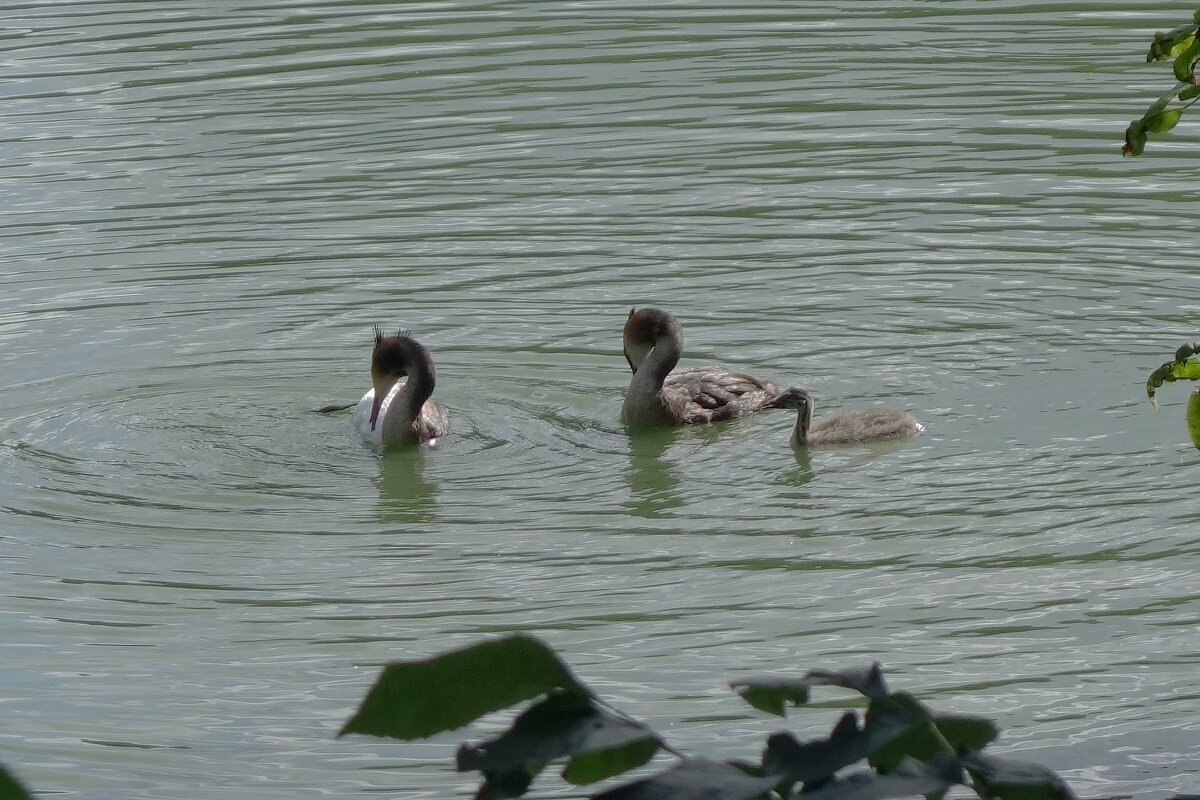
(1147, 342), (1200, 449)
(340, 633), (1078, 800)
(1124, 11), (1200, 156)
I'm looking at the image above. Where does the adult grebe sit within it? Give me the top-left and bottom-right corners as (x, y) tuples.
(621, 307), (783, 426)
(766, 387), (923, 446)
(352, 327), (449, 446)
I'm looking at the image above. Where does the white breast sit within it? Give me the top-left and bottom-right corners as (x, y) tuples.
(352, 382), (405, 445)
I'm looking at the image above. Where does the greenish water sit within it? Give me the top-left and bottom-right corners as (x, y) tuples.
(4, 2), (1200, 798)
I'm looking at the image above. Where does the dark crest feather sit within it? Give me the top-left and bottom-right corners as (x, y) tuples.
(373, 324), (413, 343)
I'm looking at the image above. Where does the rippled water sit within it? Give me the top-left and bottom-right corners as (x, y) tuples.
(5, 2), (1200, 798)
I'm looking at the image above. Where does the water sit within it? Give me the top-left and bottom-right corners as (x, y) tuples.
(4, 1), (1200, 798)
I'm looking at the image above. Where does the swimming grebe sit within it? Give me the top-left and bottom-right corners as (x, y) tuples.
(766, 387), (923, 446)
(621, 307), (783, 426)
(352, 327), (449, 446)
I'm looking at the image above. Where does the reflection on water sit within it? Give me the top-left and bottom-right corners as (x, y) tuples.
(376, 448), (437, 524)
(623, 425), (683, 518)
(779, 445), (816, 484)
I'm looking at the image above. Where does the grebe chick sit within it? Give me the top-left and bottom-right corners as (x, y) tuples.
(621, 307), (783, 426)
(352, 327), (449, 446)
(766, 387), (923, 446)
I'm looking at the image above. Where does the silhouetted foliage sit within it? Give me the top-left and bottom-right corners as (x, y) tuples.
(0, 763), (34, 800)
(340, 634), (1077, 800)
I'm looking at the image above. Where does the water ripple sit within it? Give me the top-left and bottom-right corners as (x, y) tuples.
(5, 2), (1200, 799)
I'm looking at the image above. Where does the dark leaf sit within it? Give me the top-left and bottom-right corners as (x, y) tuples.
(791, 755), (961, 800)
(761, 710), (907, 785)
(762, 713), (862, 783)
(1175, 342), (1200, 361)
(340, 634), (589, 740)
(1180, 84), (1200, 101)
(730, 664), (887, 717)
(0, 763), (35, 800)
(864, 693), (953, 774)
(960, 751), (1078, 800)
(729, 676), (810, 716)
(860, 707), (917, 758)
(799, 663), (890, 700)
(456, 691), (661, 786)
(1122, 119), (1148, 156)
(475, 767), (536, 800)
(592, 757), (779, 800)
(931, 713), (999, 752)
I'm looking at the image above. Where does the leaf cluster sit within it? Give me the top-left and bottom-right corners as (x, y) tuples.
(1118, 11), (1200, 154)
(1123, 11), (1200, 156)
(340, 634), (1078, 800)
(1146, 341), (1200, 449)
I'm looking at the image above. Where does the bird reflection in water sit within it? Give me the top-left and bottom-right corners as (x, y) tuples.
(622, 425), (683, 519)
(375, 447), (438, 524)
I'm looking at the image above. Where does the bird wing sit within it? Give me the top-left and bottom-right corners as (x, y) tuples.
(663, 366), (780, 424)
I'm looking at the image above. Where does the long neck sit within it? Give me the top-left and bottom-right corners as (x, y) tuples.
(790, 402), (813, 447)
(623, 333), (682, 424)
(380, 356), (436, 446)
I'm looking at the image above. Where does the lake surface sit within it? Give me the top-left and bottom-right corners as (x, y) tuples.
(4, 2), (1200, 798)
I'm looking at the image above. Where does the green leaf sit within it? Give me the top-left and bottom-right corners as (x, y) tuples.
(864, 693), (954, 774)
(0, 763), (35, 800)
(455, 691), (661, 786)
(1147, 25), (1198, 61)
(729, 677), (810, 716)
(960, 751), (1078, 800)
(1175, 39), (1200, 81)
(1179, 84), (1200, 101)
(1146, 356), (1200, 401)
(1186, 390), (1200, 450)
(1145, 108), (1184, 133)
(564, 736), (661, 786)
(592, 757), (780, 800)
(339, 634), (590, 740)
(931, 713), (999, 752)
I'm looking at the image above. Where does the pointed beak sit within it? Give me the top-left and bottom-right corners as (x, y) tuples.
(369, 392), (385, 430)
(369, 374), (399, 430)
